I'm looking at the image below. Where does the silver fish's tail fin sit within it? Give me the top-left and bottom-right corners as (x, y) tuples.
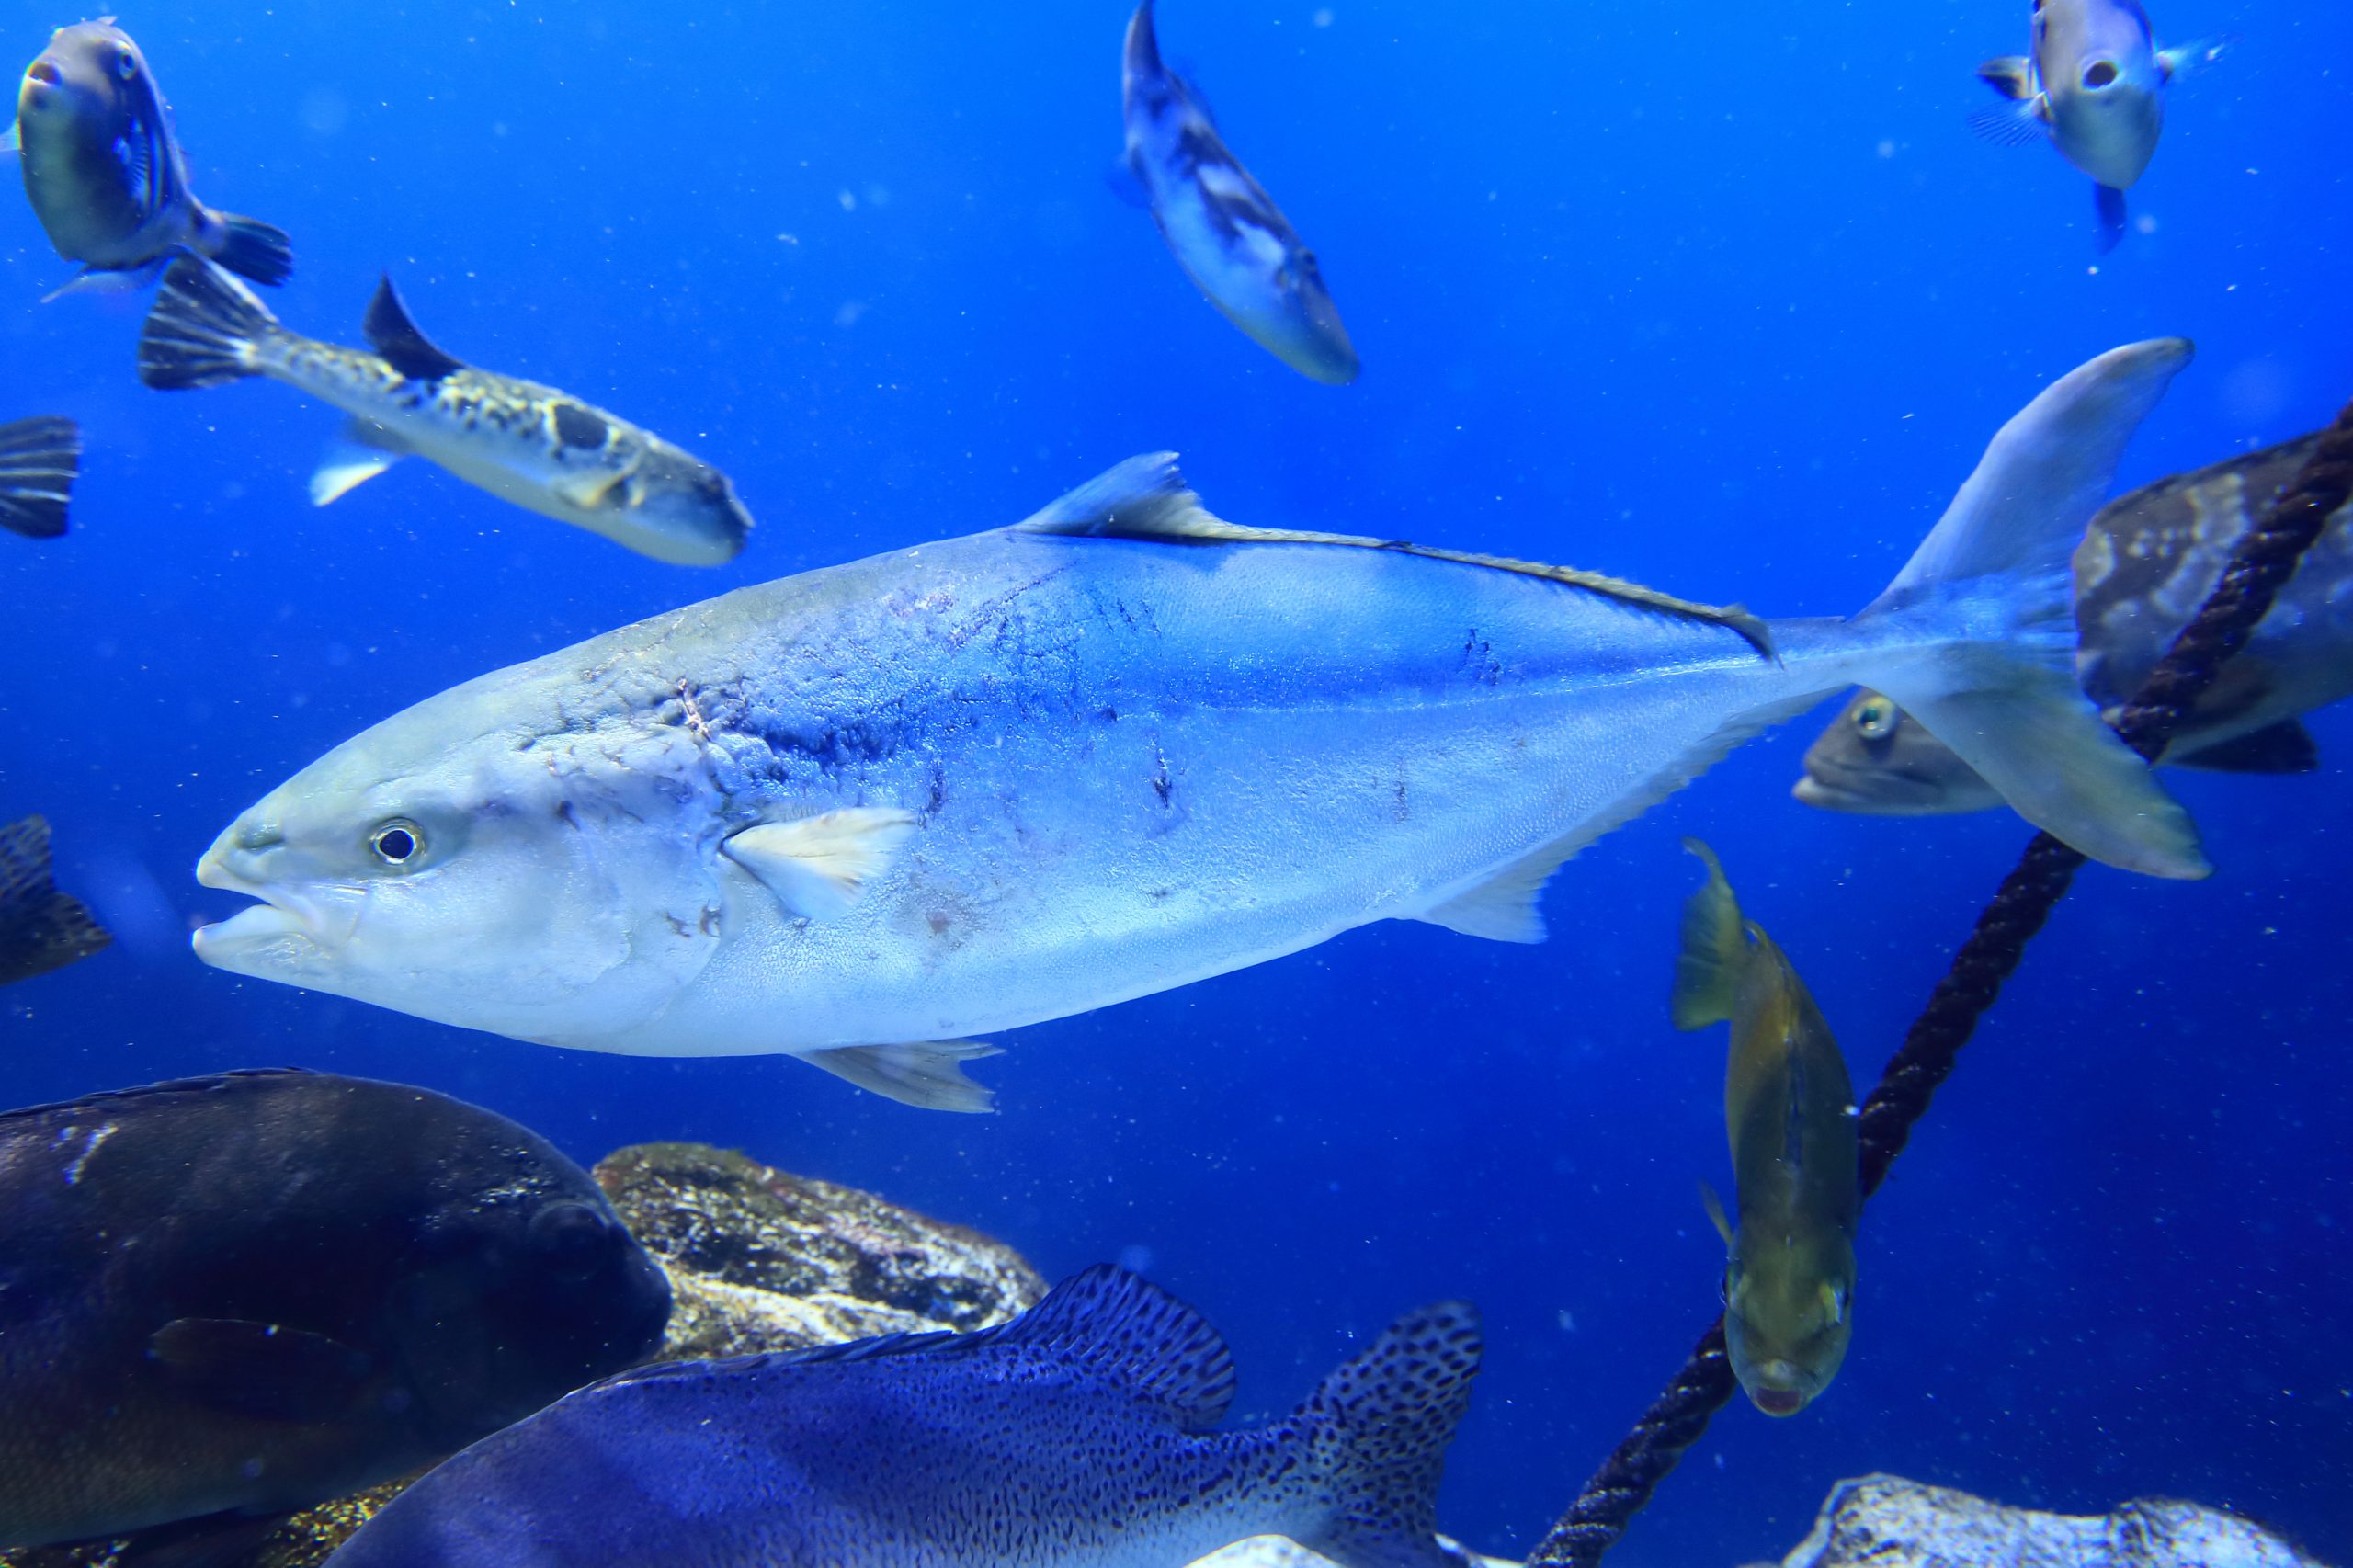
(140, 257), (279, 391)
(0, 416), (81, 539)
(1290, 1301), (1482, 1568)
(1670, 838), (1748, 1031)
(200, 210), (294, 287)
(1848, 340), (2208, 879)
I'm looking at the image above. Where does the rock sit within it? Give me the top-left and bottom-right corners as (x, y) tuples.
(1768, 1473), (2330, 1568)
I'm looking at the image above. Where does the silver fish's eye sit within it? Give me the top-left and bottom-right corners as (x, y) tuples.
(1853, 697), (1899, 742)
(2082, 59), (2119, 89)
(114, 47), (137, 80)
(369, 820), (425, 867)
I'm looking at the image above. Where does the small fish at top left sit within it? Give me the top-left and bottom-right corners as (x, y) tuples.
(3, 19), (290, 296)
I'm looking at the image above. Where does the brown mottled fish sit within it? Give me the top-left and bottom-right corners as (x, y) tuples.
(1797, 433), (2353, 816)
(0, 814), (109, 985)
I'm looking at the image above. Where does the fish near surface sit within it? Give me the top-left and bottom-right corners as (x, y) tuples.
(324, 1264), (1482, 1568)
(0, 1070), (671, 1562)
(137, 257), (754, 566)
(192, 343), (2207, 1112)
(0, 814), (109, 984)
(0, 416), (80, 538)
(1972, 0), (2222, 251)
(1797, 433), (2353, 817)
(1672, 842), (1858, 1418)
(3, 20), (290, 292)
(1121, 0), (1358, 383)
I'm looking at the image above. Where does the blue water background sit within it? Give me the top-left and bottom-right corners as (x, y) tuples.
(4, 0), (2348, 1561)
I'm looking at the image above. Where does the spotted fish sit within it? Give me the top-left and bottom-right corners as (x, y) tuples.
(0, 814), (109, 986)
(136, 257), (753, 566)
(0, 416), (80, 539)
(323, 1264), (1482, 1568)
(1796, 433), (2352, 817)
(1121, 0), (1358, 384)
(4, 20), (290, 294)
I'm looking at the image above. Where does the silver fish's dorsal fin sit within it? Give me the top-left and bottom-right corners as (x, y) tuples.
(363, 275), (467, 381)
(1018, 455), (1776, 658)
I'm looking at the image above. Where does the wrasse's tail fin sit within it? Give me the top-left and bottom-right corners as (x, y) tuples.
(200, 210), (294, 287)
(0, 416), (81, 540)
(1670, 838), (1748, 1031)
(1852, 340), (2208, 879)
(1291, 1301), (1482, 1568)
(140, 257), (278, 390)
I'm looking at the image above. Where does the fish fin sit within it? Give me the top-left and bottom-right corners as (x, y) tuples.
(0, 814), (111, 974)
(2094, 184), (2128, 253)
(1974, 55), (2036, 100)
(722, 807), (919, 921)
(363, 275), (467, 381)
(1290, 1300), (1483, 1568)
(1670, 838), (1748, 1031)
(2157, 36), (2232, 84)
(1, 119), (17, 153)
(1122, 0), (1165, 81)
(139, 257), (276, 390)
(43, 258), (166, 301)
(200, 210), (293, 288)
(800, 1040), (1002, 1113)
(1017, 455), (1775, 654)
(1106, 156), (1153, 209)
(148, 1318), (375, 1422)
(1856, 340), (2207, 879)
(1416, 843), (1563, 944)
(311, 419), (411, 506)
(111, 1509), (291, 1568)
(1699, 1181), (1733, 1245)
(978, 1264), (1238, 1429)
(552, 467), (630, 509)
(2172, 719), (2320, 775)
(0, 415), (82, 539)
(1965, 97), (2049, 146)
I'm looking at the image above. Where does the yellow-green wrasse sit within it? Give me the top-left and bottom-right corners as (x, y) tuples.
(137, 257), (753, 565)
(1672, 840), (1859, 1418)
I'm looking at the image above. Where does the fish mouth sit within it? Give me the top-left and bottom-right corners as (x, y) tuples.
(25, 60), (60, 86)
(192, 838), (361, 971)
(1749, 1384), (1810, 1417)
(1790, 767), (1950, 816)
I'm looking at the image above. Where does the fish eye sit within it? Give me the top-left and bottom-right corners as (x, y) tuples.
(114, 47), (137, 80)
(369, 820), (425, 867)
(2082, 60), (2119, 89)
(528, 1201), (612, 1277)
(1852, 697), (1899, 743)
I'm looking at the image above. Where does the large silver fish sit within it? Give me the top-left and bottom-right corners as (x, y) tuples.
(0, 416), (78, 539)
(191, 344), (2205, 1111)
(138, 258), (753, 566)
(3, 20), (290, 293)
(323, 1265), (1480, 1568)
(1796, 432), (2353, 817)
(1971, 0), (2222, 251)
(1121, 0), (1358, 384)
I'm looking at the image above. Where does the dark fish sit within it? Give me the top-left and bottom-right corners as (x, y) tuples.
(0, 1070), (671, 1562)
(0, 417), (80, 539)
(1796, 433), (2353, 817)
(0, 814), (108, 984)
(4, 21), (290, 293)
(1673, 842), (1858, 1418)
(325, 1264), (1481, 1568)
(140, 259), (754, 566)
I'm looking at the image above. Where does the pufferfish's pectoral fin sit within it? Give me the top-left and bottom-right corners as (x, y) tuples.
(552, 468), (631, 510)
(311, 417), (412, 506)
(800, 1040), (1003, 1113)
(722, 808), (919, 922)
(148, 1316), (376, 1422)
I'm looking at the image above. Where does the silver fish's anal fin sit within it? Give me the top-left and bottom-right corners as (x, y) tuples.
(1415, 835), (1575, 944)
(139, 258), (277, 390)
(1965, 97), (2050, 147)
(1857, 340), (2207, 879)
(1699, 1180), (1733, 1246)
(800, 1040), (1001, 1113)
(363, 275), (468, 381)
(970, 1263), (1238, 1429)
(1019, 455), (1775, 657)
(1974, 55), (2036, 100)
(1671, 838), (1748, 1031)
(1290, 1300), (1482, 1568)
(722, 808), (918, 922)
(0, 416), (82, 540)
(2172, 719), (2319, 775)
(311, 419), (412, 506)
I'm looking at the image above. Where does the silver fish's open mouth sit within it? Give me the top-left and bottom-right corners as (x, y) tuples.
(192, 841), (358, 971)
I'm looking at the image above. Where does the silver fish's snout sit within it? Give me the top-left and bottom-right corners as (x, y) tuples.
(193, 823), (363, 966)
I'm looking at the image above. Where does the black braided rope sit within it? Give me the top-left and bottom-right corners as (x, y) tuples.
(1523, 395), (2353, 1568)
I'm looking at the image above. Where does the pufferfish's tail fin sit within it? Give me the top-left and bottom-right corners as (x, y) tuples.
(1847, 340), (2208, 880)
(139, 256), (281, 391)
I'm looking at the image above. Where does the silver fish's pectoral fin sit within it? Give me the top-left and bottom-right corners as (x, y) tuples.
(311, 419), (412, 506)
(800, 1040), (1002, 1113)
(1019, 454), (1775, 655)
(722, 808), (919, 922)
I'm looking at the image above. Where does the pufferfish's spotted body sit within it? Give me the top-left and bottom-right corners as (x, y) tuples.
(138, 256), (752, 565)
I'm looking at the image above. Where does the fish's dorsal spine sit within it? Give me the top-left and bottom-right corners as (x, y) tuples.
(1018, 454), (1777, 658)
